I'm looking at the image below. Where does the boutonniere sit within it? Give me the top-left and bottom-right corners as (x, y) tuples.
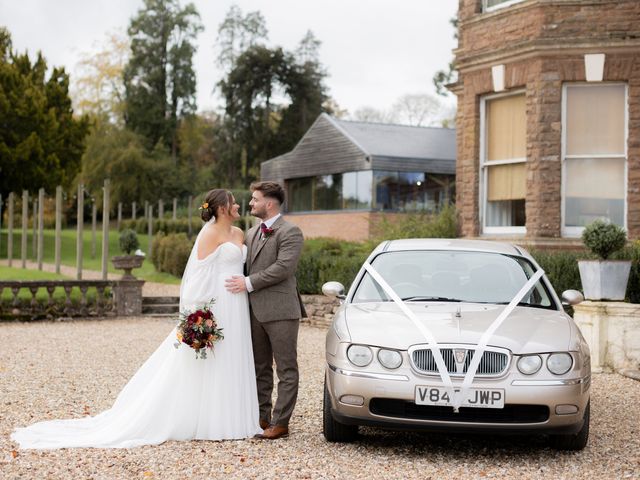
(260, 225), (275, 238)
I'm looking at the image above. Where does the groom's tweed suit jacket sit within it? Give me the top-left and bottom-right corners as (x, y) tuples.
(245, 216), (307, 322)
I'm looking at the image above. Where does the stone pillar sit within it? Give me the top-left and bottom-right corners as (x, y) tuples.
(574, 301), (640, 372)
(113, 280), (145, 316)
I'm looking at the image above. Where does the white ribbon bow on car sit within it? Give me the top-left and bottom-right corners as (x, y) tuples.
(363, 262), (545, 412)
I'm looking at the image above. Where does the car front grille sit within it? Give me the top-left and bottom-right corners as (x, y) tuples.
(369, 398), (549, 424)
(411, 346), (510, 377)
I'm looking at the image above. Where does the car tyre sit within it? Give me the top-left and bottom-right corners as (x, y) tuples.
(323, 378), (358, 442)
(550, 400), (590, 451)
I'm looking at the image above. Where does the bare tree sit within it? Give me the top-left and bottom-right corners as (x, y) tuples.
(390, 93), (441, 127)
(351, 106), (395, 124)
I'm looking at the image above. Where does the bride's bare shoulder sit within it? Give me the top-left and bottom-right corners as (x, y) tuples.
(231, 226), (245, 243)
(197, 225), (224, 259)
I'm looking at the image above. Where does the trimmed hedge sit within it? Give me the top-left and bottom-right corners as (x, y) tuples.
(296, 238), (370, 294)
(121, 216), (252, 235)
(151, 233), (193, 277)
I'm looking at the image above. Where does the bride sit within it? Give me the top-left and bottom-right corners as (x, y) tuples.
(11, 189), (262, 448)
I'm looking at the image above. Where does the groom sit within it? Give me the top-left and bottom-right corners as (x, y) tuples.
(225, 181), (306, 440)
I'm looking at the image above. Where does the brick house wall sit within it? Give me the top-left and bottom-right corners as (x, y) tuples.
(284, 212), (405, 242)
(453, 0), (640, 239)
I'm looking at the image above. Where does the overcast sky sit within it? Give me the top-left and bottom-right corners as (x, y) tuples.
(1, 0), (458, 116)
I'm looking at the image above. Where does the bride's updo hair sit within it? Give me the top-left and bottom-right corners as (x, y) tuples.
(200, 189), (233, 222)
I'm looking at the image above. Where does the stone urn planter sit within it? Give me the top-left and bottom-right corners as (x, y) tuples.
(113, 228), (144, 279)
(112, 254), (145, 280)
(578, 220), (630, 301)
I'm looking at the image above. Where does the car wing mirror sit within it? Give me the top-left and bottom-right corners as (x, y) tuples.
(322, 281), (346, 300)
(561, 289), (584, 306)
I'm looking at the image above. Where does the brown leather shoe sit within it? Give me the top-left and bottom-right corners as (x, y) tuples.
(259, 419), (270, 430)
(260, 424), (289, 440)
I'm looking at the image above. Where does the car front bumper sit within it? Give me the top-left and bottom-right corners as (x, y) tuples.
(326, 362), (591, 435)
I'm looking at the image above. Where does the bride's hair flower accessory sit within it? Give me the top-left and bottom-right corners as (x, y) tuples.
(174, 299), (224, 359)
(198, 202), (209, 211)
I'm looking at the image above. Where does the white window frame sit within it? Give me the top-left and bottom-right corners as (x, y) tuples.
(480, 90), (527, 236)
(561, 83), (628, 237)
(483, 0), (525, 13)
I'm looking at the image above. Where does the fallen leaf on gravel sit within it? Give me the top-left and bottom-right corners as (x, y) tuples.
(11, 450), (18, 458)
(143, 471), (153, 477)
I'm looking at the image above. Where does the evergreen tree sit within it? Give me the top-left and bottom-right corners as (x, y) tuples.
(0, 28), (89, 200)
(218, 40), (328, 187)
(123, 0), (202, 157)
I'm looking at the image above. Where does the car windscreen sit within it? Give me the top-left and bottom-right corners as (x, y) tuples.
(352, 250), (555, 309)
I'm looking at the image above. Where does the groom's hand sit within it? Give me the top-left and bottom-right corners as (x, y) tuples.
(225, 275), (247, 294)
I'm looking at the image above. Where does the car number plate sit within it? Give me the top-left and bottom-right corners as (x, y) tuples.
(415, 386), (505, 409)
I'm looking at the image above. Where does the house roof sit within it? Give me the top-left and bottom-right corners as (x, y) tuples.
(327, 115), (456, 162)
(260, 113), (456, 181)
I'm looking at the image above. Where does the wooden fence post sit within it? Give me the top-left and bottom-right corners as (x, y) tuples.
(55, 186), (62, 274)
(7, 192), (14, 267)
(148, 205), (153, 259)
(188, 195), (193, 238)
(117, 202), (122, 231)
(76, 183), (84, 280)
(132, 201), (137, 221)
(102, 179), (110, 280)
(37, 188), (44, 270)
(172, 197), (177, 220)
(91, 201), (97, 259)
(21, 190), (28, 268)
(158, 199), (164, 220)
(32, 197), (37, 259)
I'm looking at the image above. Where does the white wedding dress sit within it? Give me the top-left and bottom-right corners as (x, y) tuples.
(11, 223), (261, 449)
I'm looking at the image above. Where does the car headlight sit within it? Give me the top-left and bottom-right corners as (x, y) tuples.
(347, 345), (373, 367)
(517, 355), (542, 375)
(547, 353), (573, 375)
(377, 349), (402, 369)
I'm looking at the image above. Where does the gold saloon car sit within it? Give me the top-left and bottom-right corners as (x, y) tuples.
(322, 239), (590, 450)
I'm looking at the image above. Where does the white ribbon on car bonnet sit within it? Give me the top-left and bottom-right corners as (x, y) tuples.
(363, 262), (545, 412)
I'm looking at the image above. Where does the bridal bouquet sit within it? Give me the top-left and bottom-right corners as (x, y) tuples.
(174, 300), (224, 359)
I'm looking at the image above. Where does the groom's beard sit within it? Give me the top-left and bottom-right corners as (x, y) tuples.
(251, 206), (267, 219)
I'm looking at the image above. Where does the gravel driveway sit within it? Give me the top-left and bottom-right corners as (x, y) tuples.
(1, 318), (638, 479)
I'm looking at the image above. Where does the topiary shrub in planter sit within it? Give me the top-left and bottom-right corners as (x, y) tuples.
(578, 220), (630, 300)
(112, 228), (144, 279)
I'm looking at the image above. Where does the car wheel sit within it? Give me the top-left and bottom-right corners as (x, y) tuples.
(550, 400), (590, 451)
(323, 378), (358, 442)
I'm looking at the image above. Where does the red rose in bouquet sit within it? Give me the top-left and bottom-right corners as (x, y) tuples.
(174, 300), (224, 359)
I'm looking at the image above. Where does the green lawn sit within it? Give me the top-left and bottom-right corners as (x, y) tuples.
(0, 229), (181, 284)
(0, 265), (108, 302)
